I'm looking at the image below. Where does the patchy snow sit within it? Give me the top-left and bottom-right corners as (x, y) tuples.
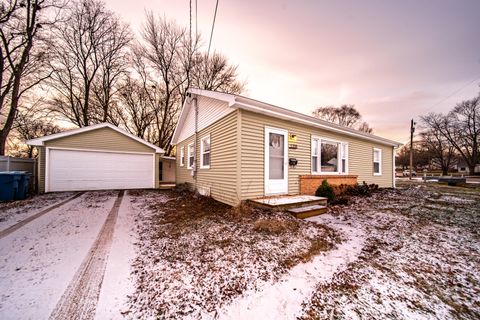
(0, 192), (76, 231)
(0, 191), (118, 320)
(218, 214), (365, 320)
(95, 191), (137, 319)
(299, 183), (480, 319)
(125, 190), (338, 319)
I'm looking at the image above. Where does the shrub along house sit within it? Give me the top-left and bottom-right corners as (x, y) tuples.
(171, 88), (401, 206)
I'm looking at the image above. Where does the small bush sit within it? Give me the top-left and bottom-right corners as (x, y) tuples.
(253, 218), (299, 234)
(342, 182), (379, 197)
(315, 180), (335, 202)
(330, 196), (349, 206)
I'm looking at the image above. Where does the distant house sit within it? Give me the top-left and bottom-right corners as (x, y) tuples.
(171, 89), (401, 206)
(457, 160), (480, 174)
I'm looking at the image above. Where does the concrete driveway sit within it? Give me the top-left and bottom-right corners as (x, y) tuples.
(0, 190), (137, 320)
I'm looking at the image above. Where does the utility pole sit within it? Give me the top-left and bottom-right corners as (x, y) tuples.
(409, 119), (416, 180)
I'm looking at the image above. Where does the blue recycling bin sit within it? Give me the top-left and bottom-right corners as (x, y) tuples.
(13, 171), (31, 200)
(0, 172), (21, 201)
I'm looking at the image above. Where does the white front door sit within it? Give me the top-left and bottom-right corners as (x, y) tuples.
(264, 127), (288, 195)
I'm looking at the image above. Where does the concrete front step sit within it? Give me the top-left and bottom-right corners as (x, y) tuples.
(288, 205), (327, 219)
(250, 195), (328, 211)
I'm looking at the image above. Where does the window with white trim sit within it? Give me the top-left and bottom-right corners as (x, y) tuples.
(341, 143), (348, 173)
(200, 135), (211, 169)
(180, 146), (185, 166)
(311, 137), (348, 174)
(187, 143), (195, 169)
(373, 148), (382, 175)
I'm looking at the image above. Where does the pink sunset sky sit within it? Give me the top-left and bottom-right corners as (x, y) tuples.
(105, 0), (480, 143)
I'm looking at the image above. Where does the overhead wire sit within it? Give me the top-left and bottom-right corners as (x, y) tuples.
(206, 0), (219, 61)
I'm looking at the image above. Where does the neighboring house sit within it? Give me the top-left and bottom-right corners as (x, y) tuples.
(456, 160), (480, 174)
(27, 123), (171, 193)
(171, 88), (402, 206)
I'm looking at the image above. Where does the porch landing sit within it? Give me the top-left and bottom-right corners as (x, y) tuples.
(249, 195), (328, 219)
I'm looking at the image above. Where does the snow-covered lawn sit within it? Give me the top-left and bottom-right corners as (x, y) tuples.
(125, 190), (339, 319)
(299, 182), (480, 319)
(1, 183), (477, 320)
(123, 184), (479, 319)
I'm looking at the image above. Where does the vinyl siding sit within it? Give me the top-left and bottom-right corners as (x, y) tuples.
(44, 127), (155, 153)
(176, 111), (239, 206)
(38, 146), (46, 193)
(240, 110), (394, 200)
(176, 96), (235, 143)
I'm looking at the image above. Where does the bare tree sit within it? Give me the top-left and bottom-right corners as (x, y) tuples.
(312, 104), (373, 133)
(49, 0), (131, 127)
(137, 14), (244, 154)
(192, 52), (245, 94)
(421, 94), (479, 175)
(10, 105), (61, 157)
(0, 0), (62, 155)
(420, 116), (455, 175)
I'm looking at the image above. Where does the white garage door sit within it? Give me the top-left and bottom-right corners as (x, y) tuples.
(48, 149), (154, 192)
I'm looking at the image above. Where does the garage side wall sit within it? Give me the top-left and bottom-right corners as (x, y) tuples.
(176, 110), (239, 206)
(38, 146), (46, 193)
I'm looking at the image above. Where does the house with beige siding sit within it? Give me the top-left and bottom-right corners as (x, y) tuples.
(171, 88), (401, 206)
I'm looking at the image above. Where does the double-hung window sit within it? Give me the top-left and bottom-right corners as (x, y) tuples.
(311, 137), (348, 174)
(200, 135), (211, 169)
(187, 143), (195, 169)
(373, 148), (382, 175)
(180, 146), (185, 166)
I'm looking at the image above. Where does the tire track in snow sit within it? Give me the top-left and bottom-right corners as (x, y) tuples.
(0, 192), (85, 240)
(49, 190), (124, 320)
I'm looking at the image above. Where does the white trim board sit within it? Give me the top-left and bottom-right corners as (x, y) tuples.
(171, 88), (402, 148)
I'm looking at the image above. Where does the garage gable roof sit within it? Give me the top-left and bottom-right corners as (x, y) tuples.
(26, 123), (164, 154)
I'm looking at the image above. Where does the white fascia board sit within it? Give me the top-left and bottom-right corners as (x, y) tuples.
(171, 89), (237, 145)
(26, 123), (164, 154)
(170, 97), (192, 145)
(187, 88), (236, 106)
(233, 101), (401, 147)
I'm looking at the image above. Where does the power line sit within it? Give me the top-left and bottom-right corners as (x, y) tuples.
(206, 0), (219, 61)
(195, 0), (198, 40)
(417, 73), (480, 115)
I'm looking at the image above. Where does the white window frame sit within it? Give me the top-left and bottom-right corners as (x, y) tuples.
(373, 148), (382, 176)
(187, 142), (195, 169)
(311, 136), (348, 175)
(200, 134), (211, 169)
(180, 146), (185, 166)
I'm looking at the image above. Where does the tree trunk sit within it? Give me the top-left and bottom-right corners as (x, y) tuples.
(0, 129), (8, 155)
(469, 164), (476, 176)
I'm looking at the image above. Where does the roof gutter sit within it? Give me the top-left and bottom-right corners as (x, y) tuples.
(233, 101), (401, 147)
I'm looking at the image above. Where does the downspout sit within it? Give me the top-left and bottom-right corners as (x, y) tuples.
(393, 147), (396, 188)
(193, 95), (198, 189)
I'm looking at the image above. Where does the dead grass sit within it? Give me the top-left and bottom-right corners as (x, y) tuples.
(253, 218), (299, 234)
(300, 182), (480, 320)
(127, 189), (339, 319)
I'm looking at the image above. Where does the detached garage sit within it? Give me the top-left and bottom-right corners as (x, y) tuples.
(27, 123), (164, 193)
